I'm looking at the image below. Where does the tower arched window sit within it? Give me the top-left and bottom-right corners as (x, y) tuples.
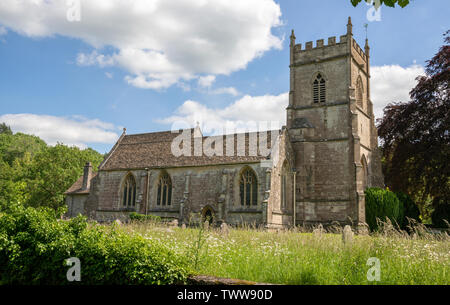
(356, 77), (364, 108)
(313, 73), (326, 103)
(361, 156), (368, 191)
(157, 172), (172, 206)
(239, 167), (258, 206)
(122, 174), (136, 207)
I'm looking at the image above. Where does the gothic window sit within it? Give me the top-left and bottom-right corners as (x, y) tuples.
(157, 172), (172, 206)
(356, 77), (364, 108)
(361, 156), (368, 191)
(122, 174), (136, 207)
(239, 167), (258, 206)
(313, 73), (326, 103)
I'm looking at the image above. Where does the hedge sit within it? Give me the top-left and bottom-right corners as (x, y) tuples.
(129, 212), (161, 223)
(0, 205), (188, 284)
(365, 188), (402, 231)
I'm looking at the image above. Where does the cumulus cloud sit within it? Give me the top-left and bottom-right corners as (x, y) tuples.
(371, 64), (424, 120)
(0, 113), (120, 149)
(198, 75), (216, 88)
(0, 0), (283, 90)
(209, 87), (240, 96)
(158, 92), (288, 134)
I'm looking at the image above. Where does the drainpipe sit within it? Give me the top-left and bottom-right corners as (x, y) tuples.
(293, 169), (296, 228)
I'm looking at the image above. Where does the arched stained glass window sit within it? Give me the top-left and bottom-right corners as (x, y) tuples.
(122, 174), (136, 207)
(239, 168), (258, 206)
(157, 172), (172, 206)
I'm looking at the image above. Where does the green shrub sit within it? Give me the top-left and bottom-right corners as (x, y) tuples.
(431, 198), (450, 228)
(0, 206), (188, 284)
(365, 188), (402, 231)
(395, 192), (420, 228)
(129, 212), (161, 223)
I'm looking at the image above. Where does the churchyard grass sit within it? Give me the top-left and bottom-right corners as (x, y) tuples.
(120, 221), (450, 285)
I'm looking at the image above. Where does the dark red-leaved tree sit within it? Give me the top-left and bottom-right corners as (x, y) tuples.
(377, 31), (449, 222)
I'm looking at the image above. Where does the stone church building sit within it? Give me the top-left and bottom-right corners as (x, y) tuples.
(65, 18), (383, 228)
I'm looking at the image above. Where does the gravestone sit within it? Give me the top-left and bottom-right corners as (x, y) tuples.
(342, 225), (354, 245)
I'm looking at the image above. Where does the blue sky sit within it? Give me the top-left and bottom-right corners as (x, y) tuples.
(0, 0), (448, 153)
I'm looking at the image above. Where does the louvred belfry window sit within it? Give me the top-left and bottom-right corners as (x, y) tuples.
(313, 74), (326, 103)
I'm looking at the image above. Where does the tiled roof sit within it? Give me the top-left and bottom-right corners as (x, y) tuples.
(99, 128), (280, 170)
(64, 172), (98, 195)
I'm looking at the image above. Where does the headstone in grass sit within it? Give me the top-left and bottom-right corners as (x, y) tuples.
(204, 220), (210, 230)
(313, 224), (324, 237)
(220, 222), (229, 236)
(181, 223), (186, 229)
(114, 219), (122, 226)
(342, 225), (354, 245)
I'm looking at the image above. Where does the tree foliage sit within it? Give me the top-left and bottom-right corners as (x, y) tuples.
(351, 0), (410, 8)
(25, 145), (104, 210)
(0, 124), (104, 211)
(377, 31), (449, 225)
(0, 123), (12, 135)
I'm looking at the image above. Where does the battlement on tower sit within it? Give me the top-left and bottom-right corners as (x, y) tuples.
(289, 17), (369, 66)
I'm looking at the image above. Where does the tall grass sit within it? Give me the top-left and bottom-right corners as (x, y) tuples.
(121, 220), (450, 285)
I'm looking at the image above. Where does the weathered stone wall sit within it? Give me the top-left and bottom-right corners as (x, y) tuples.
(267, 129), (295, 228)
(88, 163), (270, 225)
(65, 195), (87, 218)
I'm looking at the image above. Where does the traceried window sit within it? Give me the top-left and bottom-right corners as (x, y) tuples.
(157, 172), (172, 206)
(313, 73), (326, 103)
(356, 77), (364, 108)
(122, 174), (136, 207)
(239, 167), (258, 206)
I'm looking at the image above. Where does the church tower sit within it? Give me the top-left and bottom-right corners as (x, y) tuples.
(287, 17), (383, 226)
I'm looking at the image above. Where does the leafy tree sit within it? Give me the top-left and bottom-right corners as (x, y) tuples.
(395, 192), (421, 228)
(0, 132), (47, 166)
(25, 144), (104, 211)
(377, 31), (449, 224)
(0, 129), (104, 211)
(0, 123), (12, 135)
(351, 0), (410, 8)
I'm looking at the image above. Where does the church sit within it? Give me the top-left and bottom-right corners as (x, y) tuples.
(65, 18), (384, 228)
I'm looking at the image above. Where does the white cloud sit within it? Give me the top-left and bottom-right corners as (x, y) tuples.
(371, 64), (424, 120)
(105, 72), (113, 79)
(0, 0), (283, 90)
(198, 75), (216, 88)
(0, 25), (6, 36)
(0, 113), (120, 149)
(76, 50), (114, 67)
(209, 87), (239, 96)
(158, 92), (288, 134)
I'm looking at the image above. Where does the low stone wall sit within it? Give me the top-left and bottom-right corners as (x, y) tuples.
(187, 275), (274, 285)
